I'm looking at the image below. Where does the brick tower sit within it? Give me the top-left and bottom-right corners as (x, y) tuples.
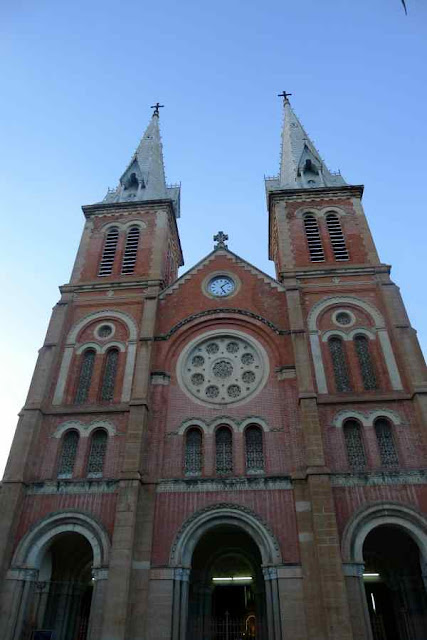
(1, 98), (427, 640)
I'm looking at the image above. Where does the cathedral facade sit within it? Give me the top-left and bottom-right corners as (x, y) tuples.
(1, 98), (427, 640)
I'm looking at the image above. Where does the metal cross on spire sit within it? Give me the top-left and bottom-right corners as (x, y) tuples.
(278, 91), (292, 105)
(214, 231), (228, 249)
(150, 102), (164, 117)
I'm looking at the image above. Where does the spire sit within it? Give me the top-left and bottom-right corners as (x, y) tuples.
(102, 107), (180, 217)
(272, 93), (346, 190)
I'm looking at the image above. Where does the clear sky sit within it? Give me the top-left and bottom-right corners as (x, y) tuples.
(0, 0), (426, 476)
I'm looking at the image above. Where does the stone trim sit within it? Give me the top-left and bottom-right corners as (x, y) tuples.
(332, 408), (403, 429)
(321, 328), (376, 342)
(52, 419), (117, 438)
(157, 477), (292, 493)
(26, 480), (119, 495)
(175, 416), (271, 435)
(331, 470), (427, 487)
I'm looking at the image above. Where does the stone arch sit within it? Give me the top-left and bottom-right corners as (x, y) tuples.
(52, 418), (116, 439)
(170, 503), (282, 567)
(341, 502), (427, 564)
(307, 295), (402, 393)
(12, 510), (110, 570)
(53, 309), (138, 405)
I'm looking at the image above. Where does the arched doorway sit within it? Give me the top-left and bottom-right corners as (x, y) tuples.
(187, 524), (266, 639)
(362, 525), (427, 640)
(23, 532), (94, 640)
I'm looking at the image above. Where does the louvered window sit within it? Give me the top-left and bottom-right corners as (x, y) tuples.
(100, 348), (119, 401)
(375, 419), (399, 467)
(185, 428), (202, 476)
(216, 427), (233, 474)
(326, 213), (349, 260)
(74, 349), (96, 404)
(354, 335), (378, 390)
(121, 226), (140, 274)
(343, 420), (366, 470)
(304, 214), (325, 262)
(87, 430), (107, 476)
(98, 226), (119, 276)
(329, 337), (352, 392)
(245, 426), (264, 472)
(58, 431), (79, 478)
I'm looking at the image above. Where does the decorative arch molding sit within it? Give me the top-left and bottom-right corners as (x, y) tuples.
(341, 502), (427, 564)
(321, 328), (376, 343)
(75, 342), (102, 355)
(100, 219), (146, 232)
(295, 205), (349, 220)
(176, 416), (271, 436)
(307, 296), (403, 393)
(170, 503), (282, 567)
(332, 408), (403, 429)
(11, 510), (110, 570)
(53, 309), (138, 405)
(52, 419), (117, 439)
(99, 340), (126, 354)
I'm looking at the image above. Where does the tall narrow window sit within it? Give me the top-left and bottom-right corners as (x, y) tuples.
(87, 430), (108, 477)
(343, 420), (366, 470)
(303, 214), (325, 262)
(354, 335), (377, 390)
(75, 349), (96, 404)
(216, 427), (232, 474)
(329, 337), (352, 392)
(185, 428), (202, 476)
(121, 225), (140, 274)
(98, 226), (119, 276)
(57, 430), (79, 478)
(326, 213), (349, 260)
(245, 426), (264, 472)
(375, 419), (399, 467)
(100, 348), (119, 401)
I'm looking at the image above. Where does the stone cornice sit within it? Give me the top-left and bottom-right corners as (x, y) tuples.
(60, 279), (163, 294)
(267, 185), (364, 207)
(279, 264), (390, 282)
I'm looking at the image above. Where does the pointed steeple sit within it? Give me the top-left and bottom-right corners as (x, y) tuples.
(267, 94), (346, 192)
(102, 108), (180, 217)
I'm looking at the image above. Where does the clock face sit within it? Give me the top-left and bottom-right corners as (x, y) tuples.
(208, 276), (235, 297)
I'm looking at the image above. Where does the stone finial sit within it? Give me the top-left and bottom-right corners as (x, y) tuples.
(213, 231), (228, 249)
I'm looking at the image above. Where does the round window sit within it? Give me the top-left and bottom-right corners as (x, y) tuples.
(95, 323), (115, 339)
(178, 333), (268, 406)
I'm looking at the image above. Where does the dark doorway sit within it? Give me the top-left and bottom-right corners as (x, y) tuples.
(187, 525), (266, 639)
(363, 525), (427, 640)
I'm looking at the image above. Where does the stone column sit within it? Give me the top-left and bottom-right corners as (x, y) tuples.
(342, 563), (372, 640)
(171, 568), (190, 640)
(88, 568), (109, 640)
(277, 565), (308, 640)
(263, 567), (282, 640)
(0, 568), (38, 640)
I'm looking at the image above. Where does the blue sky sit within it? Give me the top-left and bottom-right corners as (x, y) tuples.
(0, 0), (426, 475)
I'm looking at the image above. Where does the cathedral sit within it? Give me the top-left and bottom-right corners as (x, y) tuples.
(1, 95), (427, 640)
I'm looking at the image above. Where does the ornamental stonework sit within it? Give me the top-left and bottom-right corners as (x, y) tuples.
(179, 333), (267, 406)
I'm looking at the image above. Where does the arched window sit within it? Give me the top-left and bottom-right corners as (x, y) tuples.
(100, 348), (119, 401)
(98, 226), (119, 276)
(245, 425), (264, 472)
(354, 334), (377, 390)
(87, 430), (108, 477)
(216, 427), (233, 474)
(75, 349), (96, 404)
(185, 428), (202, 476)
(57, 430), (79, 478)
(328, 337), (352, 392)
(374, 418), (399, 467)
(343, 420), (366, 470)
(326, 213), (349, 261)
(121, 225), (140, 274)
(303, 214), (325, 262)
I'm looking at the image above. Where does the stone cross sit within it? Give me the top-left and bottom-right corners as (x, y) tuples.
(151, 102), (164, 116)
(214, 231), (228, 249)
(278, 91), (292, 104)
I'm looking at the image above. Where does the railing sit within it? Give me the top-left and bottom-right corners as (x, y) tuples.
(188, 613), (257, 639)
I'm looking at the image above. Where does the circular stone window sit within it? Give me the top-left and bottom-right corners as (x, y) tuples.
(178, 332), (269, 406)
(95, 322), (115, 340)
(332, 309), (356, 328)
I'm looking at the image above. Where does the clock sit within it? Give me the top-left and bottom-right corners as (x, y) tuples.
(208, 275), (235, 297)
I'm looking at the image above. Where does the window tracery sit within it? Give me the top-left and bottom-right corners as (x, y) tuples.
(87, 430), (107, 476)
(101, 348), (119, 401)
(245, 426), (264, 472)
(75, 349), (96, 404)
(343, 420), (366, 470)
(57, 431), (79, 478)
(375, 419), (399, 467)
(328, 337), (352, 392)
(354, 334), (378, 390)
(185, 428), (202, 476)
(216, 427), (233, 474)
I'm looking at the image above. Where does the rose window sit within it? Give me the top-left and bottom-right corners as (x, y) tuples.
(180, 334), (267, 405)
